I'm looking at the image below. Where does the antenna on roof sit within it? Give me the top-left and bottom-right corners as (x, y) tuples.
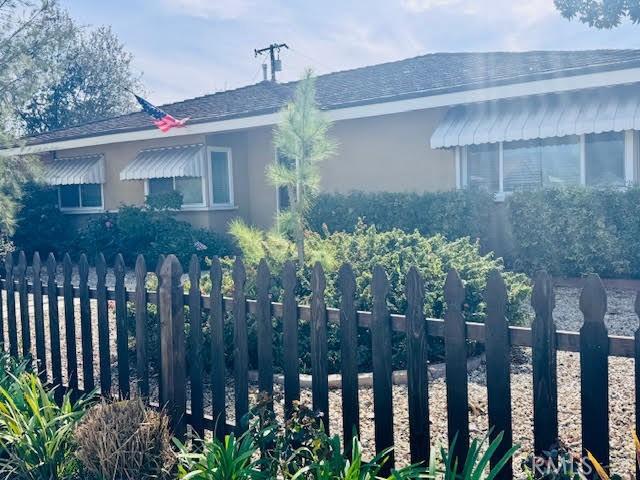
(254, 43), (289, 82)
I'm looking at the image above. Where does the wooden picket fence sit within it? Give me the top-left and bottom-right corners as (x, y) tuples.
(0, 249), (639, 479)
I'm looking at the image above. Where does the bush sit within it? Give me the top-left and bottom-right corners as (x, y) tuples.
(0, 372), (94, 480)
(11, 183), (75, 258)
(77, 204), (236, 266)
(75, 399), (174, 480)
(307, 189), (494, 242)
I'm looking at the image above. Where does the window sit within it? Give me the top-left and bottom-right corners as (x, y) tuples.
(59, 184), (103, 210)
(585, 132), (625, 187)
(148, 176), (204, 206)
(466, 144), (499, 191)
(503, 136), (580, 191)
(209, 148), (233, 206)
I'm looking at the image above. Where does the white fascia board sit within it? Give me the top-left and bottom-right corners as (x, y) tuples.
(5, 66), (640, 156)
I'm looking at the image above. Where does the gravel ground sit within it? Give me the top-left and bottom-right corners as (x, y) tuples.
(4, 279), (639, 478)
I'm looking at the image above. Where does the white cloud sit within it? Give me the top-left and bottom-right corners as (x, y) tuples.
(400, 0), (460, 13)
(160, 0), (252, 20)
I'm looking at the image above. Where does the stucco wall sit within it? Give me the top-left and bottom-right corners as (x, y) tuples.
(50, 107), (456, 232)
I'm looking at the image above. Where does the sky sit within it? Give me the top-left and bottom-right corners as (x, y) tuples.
(61, 0), (640, 105)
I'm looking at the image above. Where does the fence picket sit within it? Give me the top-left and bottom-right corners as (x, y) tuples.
(338, 263), (359, 453)
(114, 254), (129, 399)
(485, 270), (512, 480)
(32, 253), (47, 382)
(188, 255), (204, 438)
(310, 262), (329, 434)
(159, 255), (186, 439)
(579, 274), (609, 472)
(16, 251), (31, 362)
(233, 258), (249, 434)
(79, 254), (94, 392)
(209, 257), (226, 440)
(5, 254), (16, 357)
(63, 254), (78, 394)
(135, 255), (149, 398)
(405, 267), (428, 465)
(531, 270), (557, 454)
(156, 254), (165, 403)
(282, 261), (299, 418)
(444, 268), (469, 470)
(46, 253), (63, 404)
(96, 253), (111, 397)
(635, 291), (640, 480)
(256, 259), (273, 406)
(371, 265), (394, 473)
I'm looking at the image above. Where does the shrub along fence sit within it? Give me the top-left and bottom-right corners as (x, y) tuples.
(0, 250), (639, 478)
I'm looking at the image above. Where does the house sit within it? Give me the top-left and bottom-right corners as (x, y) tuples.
(6, 50), (640, 232)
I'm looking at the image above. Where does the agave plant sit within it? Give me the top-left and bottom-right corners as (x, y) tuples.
(586, 431), (640, 480)
(428, 431), (520, 480)
(174, 432), (267, 480)
(0, 372), (93, 480)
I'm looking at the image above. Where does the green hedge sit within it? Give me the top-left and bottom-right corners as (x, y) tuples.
(308, 187), (640, 279)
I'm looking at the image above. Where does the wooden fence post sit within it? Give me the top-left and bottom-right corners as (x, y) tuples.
(156, 254), (165, 403)
(444, 268), (469, 470)
(96, 253), (111, 397)
(79, 254), (94, 392)
(135, 255), (149, 398)
(209, 257), (226, 440)
(4, 253), (17, 357)
(16, 251), (31, 363)
(485, 269), (512, 480)
(159, 254), (186, 440)
(371, 265), (394, 475)
(256, 259), (273, 407)
(115, 254), (129, 399)
(232, 258), (249, 434)
(282, 261), (299, 419)
(46, 253), (63, 404)
(310, 262), (329, 434)
(531, 270), (557, 454)
(63, 253), (78, 395)
(405, 266), (429, 465)
(32, 252), (47, 382)
(338, 263), (359, 454)
(188, 255), (204, 438)
(579, 274), (609, 473)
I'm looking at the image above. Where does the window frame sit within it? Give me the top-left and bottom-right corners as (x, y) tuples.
(144, 151), (207, 210)
(58, 184), (104, 213)
(207, 146), (235, 209)
(460, 130), (637, 199)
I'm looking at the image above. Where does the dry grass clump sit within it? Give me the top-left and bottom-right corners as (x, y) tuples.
(74, 398), (175, 480)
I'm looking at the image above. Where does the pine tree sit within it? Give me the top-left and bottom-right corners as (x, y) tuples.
(267, 70), (336, 265)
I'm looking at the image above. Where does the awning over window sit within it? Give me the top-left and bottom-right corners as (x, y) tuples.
(120, 144), (204, 181)
(44, 154), (105, 185)
(430, 86), (640, 149)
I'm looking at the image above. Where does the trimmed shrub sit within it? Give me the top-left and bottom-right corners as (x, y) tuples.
(307, 189), (494, 242)
(11, 183), (75, 258)
(75, 399), (174, 480)
(77, 205), (236, 266)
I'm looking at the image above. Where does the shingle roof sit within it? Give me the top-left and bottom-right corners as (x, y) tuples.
(25, 50), (640, 146)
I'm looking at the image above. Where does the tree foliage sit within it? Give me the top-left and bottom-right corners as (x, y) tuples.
(267, 70), (336, 264)
(554, 0), (640, 28)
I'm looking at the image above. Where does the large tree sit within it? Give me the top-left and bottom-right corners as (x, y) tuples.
(554, 0), (640, 28)
(18, 24), (142, 134)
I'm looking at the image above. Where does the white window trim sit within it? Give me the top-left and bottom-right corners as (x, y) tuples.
(144, 176), (207, 211)
(459, 130), (636, 198)
(58, 184), (105, 214)
(207, 146), (235, 209)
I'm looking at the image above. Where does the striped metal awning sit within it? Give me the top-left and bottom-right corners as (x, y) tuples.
(431, 85), (640, 149)
(44, 154), (105, 185)
(120, 144), (204, 181)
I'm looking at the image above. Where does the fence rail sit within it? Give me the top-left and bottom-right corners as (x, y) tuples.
(0, 250), (639, 478)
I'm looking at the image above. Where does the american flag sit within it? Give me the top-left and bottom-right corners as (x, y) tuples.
(134, 94), (189, 133)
